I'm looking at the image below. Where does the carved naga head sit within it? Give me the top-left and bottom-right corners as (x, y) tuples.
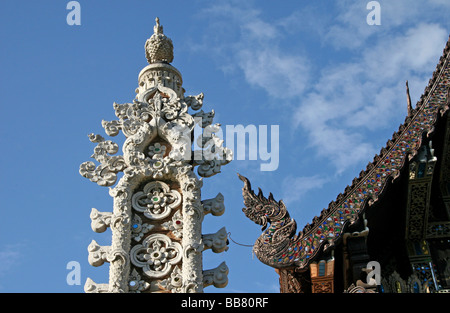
(238, 174), (289, 231)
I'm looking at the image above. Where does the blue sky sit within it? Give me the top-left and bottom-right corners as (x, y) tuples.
(0, 0), (449, 293)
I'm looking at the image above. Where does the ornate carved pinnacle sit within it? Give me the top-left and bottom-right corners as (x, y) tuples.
(154, 17), (163, 34)
(81, 20), (231, 293)
(145, 17), (174, 64)
(406, 80), (413, 116)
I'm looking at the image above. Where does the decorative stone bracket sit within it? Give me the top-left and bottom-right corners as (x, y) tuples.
(202, 227), (229, 253)
(203, 262), (229, 288)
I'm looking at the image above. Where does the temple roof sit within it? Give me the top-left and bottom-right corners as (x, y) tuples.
(242, 34), (450, 270)
(284, 34), (450, 268)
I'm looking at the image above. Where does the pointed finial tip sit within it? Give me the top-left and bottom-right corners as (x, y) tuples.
(146, 17), (173, 64)
(406, 80), (413, 116)
(153, 17), (163, 34)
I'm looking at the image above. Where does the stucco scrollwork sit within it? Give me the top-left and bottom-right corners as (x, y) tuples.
(131, 214), (154, 241)
(130, 233), (182, 278)
(148, 142), (167, 158)
(184, 92), (204, 111)
(84, 278), (109, 293)
(79, 134), (126, 187)
(132, 181), (181, 220)
(159, 265), (183, 292)
(128, 269), (150, 293)
(162, 210), (183, 238)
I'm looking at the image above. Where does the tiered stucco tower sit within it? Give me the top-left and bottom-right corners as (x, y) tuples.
(79, 18), (231, 293)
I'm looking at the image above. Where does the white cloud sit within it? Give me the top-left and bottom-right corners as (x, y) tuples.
(0, 243), (25, 290)
(324, 1), (379, 49)
(429, 0), (450, 6)
(293, 22), (447, 173)
(241, 18), (278, 40)
(237, 48), (309, 99)
(197, 2), (311, 99)
(197, 1), (449, 175)
(281, 175), (329, 205)
(363, 23), (448, 81)
(323, 0), (449, 50)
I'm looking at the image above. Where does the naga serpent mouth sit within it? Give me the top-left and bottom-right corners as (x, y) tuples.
(260, 216), (268, 231)
(242, 207), (268, 230)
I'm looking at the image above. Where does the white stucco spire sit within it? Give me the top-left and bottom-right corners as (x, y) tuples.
(80, 18), (232, 293)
